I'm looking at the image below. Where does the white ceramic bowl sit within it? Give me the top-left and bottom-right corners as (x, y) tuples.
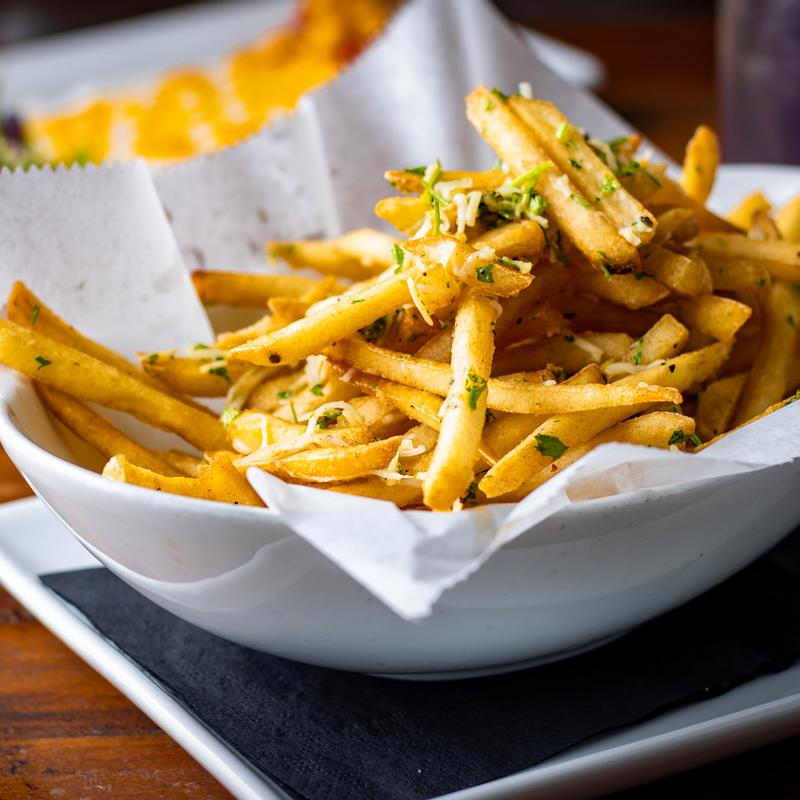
(2, 165), (799, 678)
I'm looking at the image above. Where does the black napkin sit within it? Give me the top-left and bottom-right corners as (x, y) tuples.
(43, 529), (800, 800)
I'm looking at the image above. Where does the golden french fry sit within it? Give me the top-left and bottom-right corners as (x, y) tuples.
(551, 293), (660, 336)
(329, 338), (680, 414)
(384, 169), (505, 195)
(471, 220), (546, 260)
(483, 364), (603, 458)
(480, 341), (729, 497)
(511, 412), (697, 498)
(651, 208), (698, 246)
(776, 195), (800, 242)
(647, 175), (739, 232)
(734, 280), (800, 424)
(104, 452), (264, 506)
(680, 125), (720, 205)
(640, 245), (713, 296)
(192, 271), (337, 307)
(707, 259), (771, 293)
(696, 372), (748, 440)
(465, 86), (639, 271)
(267, 228), (397, 281)
(727, 191), (772, 231)
(231, 261), (458, 367)
(160, 450), (204, 477)
(510, 97), (657, 244)
(424, 291), (498, 510)
(36, 385), (184, 476)
(414, 328), (453, 361)
(0, 319), (225, 451)
(139, 352), (253, 397)
(623, 314), (689, 366)
(374, 196), (456, 236)
(694, 233), (800, 282)
(749, 209), (781, 241)
(574, 271), (669, 309)
(678, 295), (752, 341)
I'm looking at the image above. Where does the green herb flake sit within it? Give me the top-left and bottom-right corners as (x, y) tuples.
(570, 193), (590, 209)
(498, 257), (520, 270)
(221, 407), (241, 429)
(667, 429), (686, 446)
(788, 314), (796, 327)
(404, 166), (427, 175)
(290, 400), (298, 423)
(632, 337), (644, 366)
(465, 372), (488, 410)
(311, 383), (325, 397)
(277, 390), (294, 399)
(754, 278), (767, 287)
(461, 482), (479, 507)
(555, 122), (570, 143)
(391, 243), (405, 271)
(209, 365), (231, 383)
(31, 304), (40, 326)
(146, 353), (159, 364)
(564, 334), (575, 343)
(601, 174), (621, 195)
(535, 433), (567, 460)
(689, 433), (702, 447)
(316, 409), (343, 429)
(485, 99), (496, 111)
(360, 315), (388, 342)
(351, 299), (365, 304)
(568, 158), (582, 170)
(35, 355), (52, 370)
(476, 264), (494, 284)
(194, 343), (210, 350)
(490, 87), (508, 102)
(617, 160), (641, 177)
(511, 161), (553, 190)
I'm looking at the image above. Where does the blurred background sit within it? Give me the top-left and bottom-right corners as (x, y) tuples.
(9, 0), (787, 175)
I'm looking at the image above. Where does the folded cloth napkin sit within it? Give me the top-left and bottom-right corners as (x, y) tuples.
(43, 529), (800, 800)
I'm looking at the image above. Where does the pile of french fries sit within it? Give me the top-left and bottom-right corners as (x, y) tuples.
(3, 85), (800, 512)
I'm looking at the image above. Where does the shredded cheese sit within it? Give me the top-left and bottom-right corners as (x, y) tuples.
(518, 81), (533, 99)
(618, 226), (642, 246)
(305, 400), (364, 435)
(553, 174), (571, 197)
(603, 359), (666, 379)
(407, 276), (434, 326)
(571, 336), (605, 363)
(225, 366), (272, 410)
(464, 190), (482, 228)
(437, 178), (473, 199)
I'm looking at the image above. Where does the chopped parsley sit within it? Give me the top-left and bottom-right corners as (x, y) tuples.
(490, 87), (508, 102)
(689, 433), (702, 446)
(465, 372), (488, 410)
(498, 257), (521, 270)
(221, 407), (240, 429)
(316, 409), (342, 429)
(289, 400), (298, 423)
(476, 264), (494, 283)
(277, 390), (294, 399)
(420, 159), (446, 235)
(632, 337), (644, 366)
(311, 383), (324, 396)
(461, 482), (479, 507)
(535, 433), (567, 459)
(511, 161), (553, 190)
(668, 429), (686, 446)
(392, 243), (405, 273)
(617, 160), (641, 177)
(404, 166), (427, 175)
(555, 122), (570, 143)
(568, 158), (582, 170)
(209, 365), (231, 383)
(754, 278), (767, 287)
(351, 299), (365, 304)
(194, 343), (210, 350)
(543, 228), (569, 267)
(788, 314), (796, 327)
(360, 316), (388, 342)
(601, 174), (621, 194)
(570, 193), (590, 209)
(146, 353), (159, 364)
(606, 135), (629, 153)
(485, 99), (495, 111)
(35, 355), (52, 370)
(31, 304), (39, 326)
(564, 334), (575, 343)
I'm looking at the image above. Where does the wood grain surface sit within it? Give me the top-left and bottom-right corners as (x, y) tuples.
(1, 8), (799, 800)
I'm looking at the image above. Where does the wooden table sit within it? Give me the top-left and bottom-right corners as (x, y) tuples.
(2, 9), (799, 799)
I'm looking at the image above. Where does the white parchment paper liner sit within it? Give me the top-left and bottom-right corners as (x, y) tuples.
(0, 0), (798, 620)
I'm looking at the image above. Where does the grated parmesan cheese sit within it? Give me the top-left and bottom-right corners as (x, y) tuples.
(518, 81), (533, 99)
(305, 400), (364, 435)
(571, 336), (605, 363)
(407, 276), (434, 326)
(618, 226), (642, 246)
(464, 190), (482, 228)
(437, 178), (473, 199)
(225, 366), (272, 410)
(603, 359), (666, 379)
(553, 174), (571, 197)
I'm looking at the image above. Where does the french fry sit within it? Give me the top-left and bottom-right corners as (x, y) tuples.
(509, 411), (697, 498)
(213, 314), (276, 350)
(0, 319), (226, 451)
(510, 97), (657, 244)
(680, 125), (720, 205)
(231, 262), (458, 366)
(192, 271), (338, 307)
(651, 208), (698, 246)
(36, 385), (184, 476)
(727, 191), (771, 231)
(479, 341), (729, 497)
(678, 295), (752, 341)
(104, 452), (264, 506)
(160, 450), (204, 477)
(696, 372), (748, 440)
(734, 280), (800, 424)
(466, 86), (640, 271)
(267, 228), (397, 281)
(329, 338), (680, 414)
(640, 245), (712, 297)
(693, 233), (800, 283)
(708, 259), (771, 293)
(139, 353), (253, 397)
(551, 293), (660, 336)
(749, 209), (781, 241)
(647, 175), (739, 232)
(384, 169), (505, 195)
(776, 195), (800, 242)
(471, 219), (546, 259)
(374, 196), (451, 236)
(574, 271), (669, 309)
(414, 328), (453, 361)
(623, 314), (689, 366)
(424, 291), (498, 510)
